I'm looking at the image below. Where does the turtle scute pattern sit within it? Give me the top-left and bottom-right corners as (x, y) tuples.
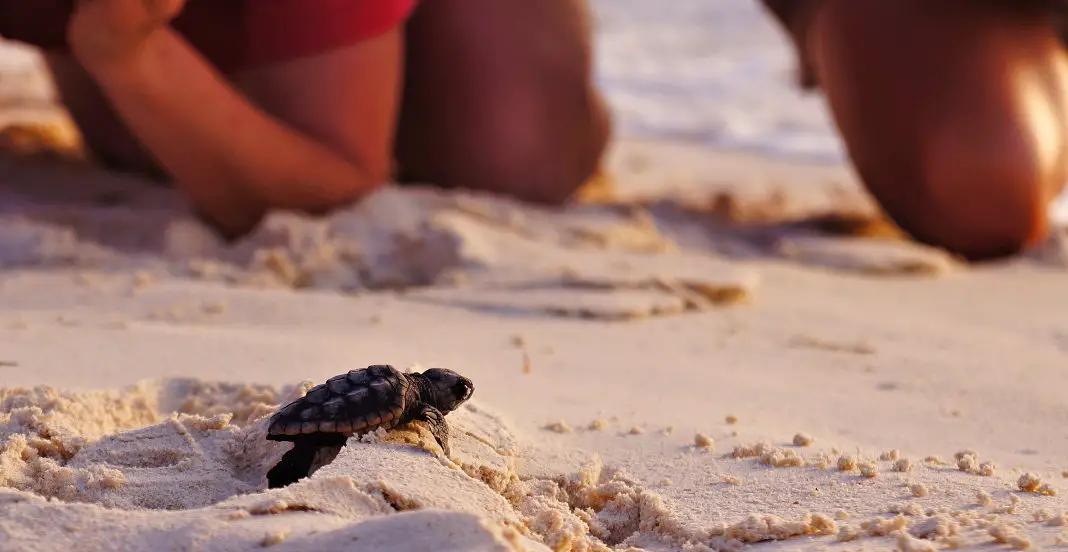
(268, 365), (411, 438)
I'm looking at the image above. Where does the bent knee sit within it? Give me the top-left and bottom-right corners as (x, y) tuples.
(506, 93), (613, 205)
(902, 200), (1048, 262)
(872, 155), (1052, 261)
(397, 90), (612, 206)
(400, 134), (607, 206)
(487, 140), (607, 206)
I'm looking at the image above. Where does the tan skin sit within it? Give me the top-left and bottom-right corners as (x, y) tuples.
(801, 0), (1068, 261)
(46, 0), (611, 239)
(61, 0), (405, 237)
(394, 0), (611, 205)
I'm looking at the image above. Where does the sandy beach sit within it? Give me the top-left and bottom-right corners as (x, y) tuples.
(3, 17), (1068, 552)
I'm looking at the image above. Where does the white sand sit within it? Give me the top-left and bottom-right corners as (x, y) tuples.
(3, 43), (1068, 552)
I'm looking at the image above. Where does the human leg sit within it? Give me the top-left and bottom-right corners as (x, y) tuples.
(393, 0), (612, 205)
(764, 0), (1068, 261)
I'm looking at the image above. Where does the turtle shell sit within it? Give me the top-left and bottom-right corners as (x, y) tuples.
(267, 365), (411, 441)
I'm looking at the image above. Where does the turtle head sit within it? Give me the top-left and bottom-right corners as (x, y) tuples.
(420, 368), (474, 413)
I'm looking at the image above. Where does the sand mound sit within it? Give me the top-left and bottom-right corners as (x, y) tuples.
(0, 378), (657, 550)
(0, 378), (549, 550)
(0, 378), (689, 551)
(0, 487), (532, 552)
(0, 379), (299, 507)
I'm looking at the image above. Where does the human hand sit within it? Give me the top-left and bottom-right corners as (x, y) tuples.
(68, 0), (186, 68)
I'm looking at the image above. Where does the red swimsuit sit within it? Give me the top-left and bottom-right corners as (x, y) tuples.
(0, 0), (418, 73)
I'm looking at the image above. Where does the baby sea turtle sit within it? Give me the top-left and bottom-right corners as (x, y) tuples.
(265, 364), (474, 488)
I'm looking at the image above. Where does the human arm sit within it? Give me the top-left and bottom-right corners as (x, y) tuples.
(71, 2), (404, 236)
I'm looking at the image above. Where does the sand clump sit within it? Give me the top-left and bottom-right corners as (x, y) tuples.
(955, 449), (997, 477)
(836, 454), (857, 472)
(989, 522), (1033, 549)
(544, 422), (574, 435)
(1018, 472), (1058, 496)
(893, 457), (915, 473)
(729, 441), (805, 468)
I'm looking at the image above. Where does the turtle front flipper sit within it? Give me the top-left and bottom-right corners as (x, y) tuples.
(308, 445), (344, 476)
(415, 405), (451, 457)
(267, 434), (347, 489)
(267, 439), (320, 489)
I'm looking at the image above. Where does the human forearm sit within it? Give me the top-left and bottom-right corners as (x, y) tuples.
(80, 27), (382, 234)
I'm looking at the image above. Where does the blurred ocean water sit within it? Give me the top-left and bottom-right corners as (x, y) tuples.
(590, 0), (844, 163)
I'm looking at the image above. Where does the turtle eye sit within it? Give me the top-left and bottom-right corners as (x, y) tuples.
(453, 379), (473, 401)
